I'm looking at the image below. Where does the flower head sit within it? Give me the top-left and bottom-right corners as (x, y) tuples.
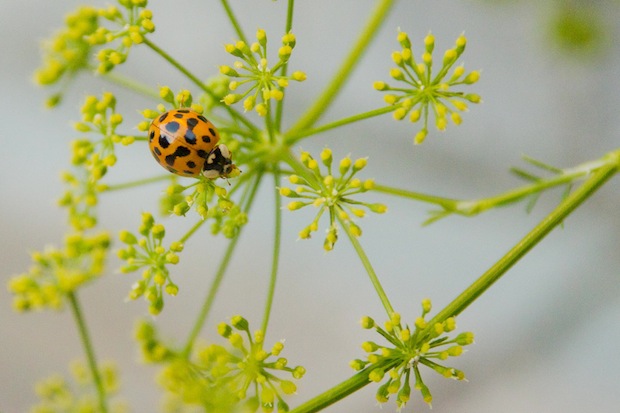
(280, 149), (387, 251)
(220, 29), (306, 116)
(376, 31), (481, 144)
(353, 300), (474, 409)
(58, 92), (136, 230)
(117, 213), (183, 315)
(31, 360), (126, 413)
(136, 317), (305, 412)
(34, 1), (154, 106)
(8, 232), (111, 312)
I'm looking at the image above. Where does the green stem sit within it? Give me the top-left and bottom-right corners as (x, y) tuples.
(143, 37), (208, 95)
(373, 183), (459, 209)
(288, 0), (395, 134)
(274, 0), (296, 131)
(338, 216), (394, 316)
(104, 174), (171, 192)
(179, 219), (207, 244)
(375, 152), (614, 218)
(289, 359), (399, 413)
(261, 170), (283, 333)
(286, 106), (395, 144)
(67, 292), (108, 413)
(420, 150), (619, 339)
(220, 0), (247, 44)
(99, 70), (160, 101)
(182, 172), (263, 355)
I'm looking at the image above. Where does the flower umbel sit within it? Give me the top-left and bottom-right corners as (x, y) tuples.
(375, 31), (481, 144)
(281, 149), (387, 251)
(59, 92), (134, 230)
(352, 300), (474, 409)
(34, 0), (155, 106)
(220, 29), (307, 116)
(31, 360), (127, 413)
(136, 317), (305, 412)
(8, 232), (111, 312)
(117, 213), (183, 315)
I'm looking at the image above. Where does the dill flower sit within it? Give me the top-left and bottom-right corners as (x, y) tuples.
(117, 213), (183, 315)
(352, 300), (474, 409)
(8, 232), (111, 312)
(220, 29), (307, 116)
(376, 31), (481, 144)
(280, 149), (387, 251)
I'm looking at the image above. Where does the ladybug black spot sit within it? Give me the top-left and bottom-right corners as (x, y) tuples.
(153, 147), (162, 156)
(197, 115), (208, 123)
(186, 117), (198, 129)
(165, 121), (180, 133)
(173, 113), (184, 119)
(197, 149), (208, 159)
(158, 134), (171, 149)
(187, 161), (196, 169)
(201, 135), (211, 143)
(208, 127), (217, 136)
(184, 130), (197, 144)
(158, 112), (169, 122)
(178, 109), (190, 113)
(149, 130), (155, 141)
(165, 146), (191, 166)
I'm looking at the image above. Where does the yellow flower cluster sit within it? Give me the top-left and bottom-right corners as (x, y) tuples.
(220, 29), (307, 116)
(8, 232), (110, 311)
(351, 300), (474, 409)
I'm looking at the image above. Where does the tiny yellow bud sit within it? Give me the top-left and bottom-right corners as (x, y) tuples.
(389, 68), (404, 80)
(353, 157), (367, 171)
(422, 52), (432, 64)
(464, 70), (480, 84)
(414, 129), (428, 145)
(383, 94), (397, 105)
(292, 71), (307, 81)
(255, 103), (267, 116)
(288, 201), (305, 211)
(270, 89), (284, 100)
(451, 112), (462, 125)
(393, 107), (407, 120)
(373, 81), (388, 91)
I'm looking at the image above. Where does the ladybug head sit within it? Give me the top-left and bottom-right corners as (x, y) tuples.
(202, 144), (239, 180)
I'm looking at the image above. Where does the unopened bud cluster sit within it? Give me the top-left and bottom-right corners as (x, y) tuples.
(8, 232), (111, 312)
(220, 29), (307, 116)
(351, 299), (474, 409)
(31, 360), (126, 413)
(117, 213), (183, 315)
(375, 31), (481, 144)
(59, 92), (131, 231)
(280, 149), (387, 251)
(34, 0), (155, 106)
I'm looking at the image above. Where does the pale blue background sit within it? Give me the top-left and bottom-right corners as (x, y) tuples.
(1, 1), (620, 412)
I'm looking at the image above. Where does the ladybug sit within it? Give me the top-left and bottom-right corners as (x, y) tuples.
(148, 109), (236, 179)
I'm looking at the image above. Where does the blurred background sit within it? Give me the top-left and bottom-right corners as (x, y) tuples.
(2, 1), (620, 412)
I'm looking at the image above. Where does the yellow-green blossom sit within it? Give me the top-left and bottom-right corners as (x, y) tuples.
(220, 29), (306, 116)
(34, 0), (155, 105)
(353, 300), (474, 409)
(31, 360), (127, 413)
(118, 213), (183, 315)
(280, 149), (387, 251)
(376, 31), (481, 144)
(8, 232), (110, 312)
